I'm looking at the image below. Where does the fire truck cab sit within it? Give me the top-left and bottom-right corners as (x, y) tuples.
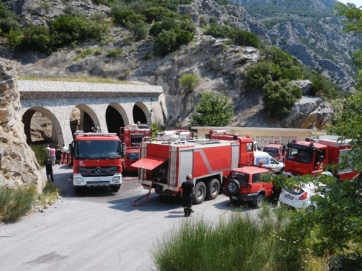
(284, 136), (358, 181)
(119, 123), (152, 172)
(70, 132), (125, 193)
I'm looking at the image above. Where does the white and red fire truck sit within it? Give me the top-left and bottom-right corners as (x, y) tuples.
(70, 132), (125, 193)
(132, 136), (254, 204)
(284, 135), (358, 181)
(119, 123), (152, 172)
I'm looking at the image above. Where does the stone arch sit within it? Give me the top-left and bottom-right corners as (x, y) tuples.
(106, 103), (129, 135)
(73, 104), (100, 134)
(22, 106), (64, 146)
(133, 102), (150, 124)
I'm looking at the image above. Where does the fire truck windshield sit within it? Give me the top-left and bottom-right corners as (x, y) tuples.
(286, 147), (313, 164)
(75, 140), (121, 159)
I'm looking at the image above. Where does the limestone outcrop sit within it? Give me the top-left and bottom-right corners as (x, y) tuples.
(0, 59), (44, 192)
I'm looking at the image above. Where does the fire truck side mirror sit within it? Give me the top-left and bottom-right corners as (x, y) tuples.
(122, 143), (126, 157)
(69, 143), (73, 155)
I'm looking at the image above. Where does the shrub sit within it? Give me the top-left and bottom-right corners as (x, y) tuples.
(191, 91), (233, 126)
(149, 18), (179, 37)
(16, 25), (51, 53)
(262, 79), (302, 119)
(106, 48), (123, 57)
(153, 29), (178, 56)
(230, 29), (260, 48)
(204, 24), (231, 38)
(30, 144), (48, 166)
(179, 73), (199, 93)
(126, 21), (150, 41)
(0, 185), (36, 223)
(245, 61), (281, 88)
(142, 7), (177, 23)
(112, 9), (146, 26)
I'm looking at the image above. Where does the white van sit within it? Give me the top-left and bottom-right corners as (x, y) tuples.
(254, 151), (285, 173)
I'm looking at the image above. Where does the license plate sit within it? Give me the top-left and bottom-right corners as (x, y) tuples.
(94, 178), (103, 181)
(284, 194), (294, 200)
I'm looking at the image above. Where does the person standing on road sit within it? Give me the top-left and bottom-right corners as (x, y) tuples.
(55, 145), (62, 165)
(180, 174), (195, 217)
(45, 156), (54, 182)
(49, 145), (56, 165)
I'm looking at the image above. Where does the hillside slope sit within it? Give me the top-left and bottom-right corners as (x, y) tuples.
(0, 0), (336, 129)
(233, 0), (361, 91)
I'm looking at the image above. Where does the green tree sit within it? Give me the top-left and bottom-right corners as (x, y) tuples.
(126, 21), (150, 41)
(191, 91), (233, 126)
(245, 61), (281, 88)
(262, 79), (302, 119)
(179, 73), (200, 93)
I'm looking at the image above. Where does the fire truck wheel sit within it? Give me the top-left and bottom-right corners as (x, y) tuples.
(110, 185), (120, 192)
(206, 178), (220, 200)
(253, 193), (265, 208)
(193, 182), (206, 204)
(227, 179), (240, 196)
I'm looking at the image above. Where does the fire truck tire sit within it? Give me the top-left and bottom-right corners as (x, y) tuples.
(253, 193), (265, 208)
(206, 178), (220, 200)
(193, 182), (206, 204)
(110, 185), (120, 192)
(74, 186), (83, 194)
(227, 179), (240, 196)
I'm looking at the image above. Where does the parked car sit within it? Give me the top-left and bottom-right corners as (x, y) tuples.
(254, 151), (285, 173)
(279, 181), (328, 210)
(224, 166), (276, 208)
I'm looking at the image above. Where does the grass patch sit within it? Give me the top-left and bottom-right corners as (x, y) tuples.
(73, 48), (93, 61)
(106, 48), (123, 57)
(0, 185), (36, 223)
(151, 205), (324, 271)
(30, 144), (48, 166)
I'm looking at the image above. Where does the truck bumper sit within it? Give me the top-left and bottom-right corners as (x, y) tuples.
(73, 173), (122, 187)
(224, 190), (259, 202)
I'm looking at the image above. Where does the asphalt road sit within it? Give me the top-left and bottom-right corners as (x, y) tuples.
(0, 164), (257, 271)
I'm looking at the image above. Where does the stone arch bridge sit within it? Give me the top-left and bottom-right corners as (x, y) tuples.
(19, 80), (163, 147)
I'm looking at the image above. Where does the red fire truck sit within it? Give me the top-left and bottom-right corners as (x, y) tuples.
(208, 130), (255, 166)
(119, 123), (152, 172)
(132, 136), (254, 204)
(69, 132), (125, 193)
(284, 135), (358, 181)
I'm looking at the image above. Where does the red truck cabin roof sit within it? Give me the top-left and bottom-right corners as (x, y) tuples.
(75, 133), (120, 141)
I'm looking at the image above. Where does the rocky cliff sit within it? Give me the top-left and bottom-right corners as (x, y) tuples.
(233, 0), (360, 91)
(0, 58), (45, 193)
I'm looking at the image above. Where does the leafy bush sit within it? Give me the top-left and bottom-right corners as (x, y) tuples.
(149, 18), (179, 37)
(49, 15), (107, 50)
(30, 144), (48, 166)
(262, 79), (302, 119)
(112, 9), (146, 26)
(126, 21), (150, 41)
(179, 73), (199, 93)
(231, 29), (260, 48)
(0, 1), (19, 34)
(245, 61), (281, 88)
(191, 91), (233, 126)
(14, 25), (51, 53)
(204, 24), (232, 38)
(0, 185), (36, 223)
(142, 6), (178, 23)
(328, 252), (362, 271)
(153, 28), (193, 57)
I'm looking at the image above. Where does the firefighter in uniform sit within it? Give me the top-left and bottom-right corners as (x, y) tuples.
(180, 174), (195, 217)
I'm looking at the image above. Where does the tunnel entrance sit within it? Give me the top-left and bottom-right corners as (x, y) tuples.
(106, 106), (125, 136)
(133, 104), (147, 124)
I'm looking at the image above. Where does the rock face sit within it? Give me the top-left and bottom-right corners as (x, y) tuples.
(233, 0), (361, 92)
(0, 59), (44, 193)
